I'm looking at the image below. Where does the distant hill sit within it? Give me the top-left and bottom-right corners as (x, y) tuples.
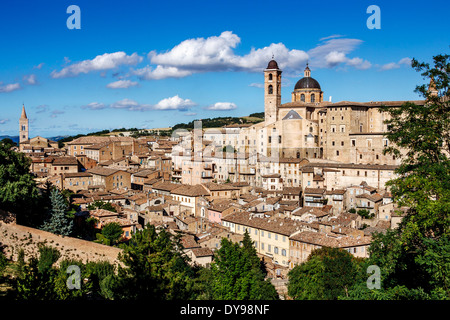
(0, 135), (19, 144)
(172, 113), (264, 131)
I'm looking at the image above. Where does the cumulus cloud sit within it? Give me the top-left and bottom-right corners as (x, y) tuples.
(132, 31), (372, 80)
(51, 52), (143, 78)
(205, 102), (237, 111)
(81, 95), (196, 112)
(106, 80), (139, 89)
(131, 65), (193, 80)
(144, 32), (309, 76)
(153, 95), (197, 110)
(379, 57), (412, 71)
(0, 82), (21, 93)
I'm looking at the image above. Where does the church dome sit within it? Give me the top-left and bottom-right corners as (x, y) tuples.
(294, 77), (321, 90)
(266, 59), (279, 69)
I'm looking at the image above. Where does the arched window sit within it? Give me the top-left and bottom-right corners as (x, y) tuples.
(311, 93), (315, 102)
(268, 85), (273, 94)
(296, 152), (300, 158)
(268, 73), (273, 81)
(300, 94), (305, 102)
(309, 126), (313, 133)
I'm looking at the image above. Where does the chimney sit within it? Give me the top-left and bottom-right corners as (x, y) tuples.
(329, 96), (332, 102)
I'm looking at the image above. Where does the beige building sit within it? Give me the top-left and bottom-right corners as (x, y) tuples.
(222, 211), (303, 268)
(87, 167), (131, 191)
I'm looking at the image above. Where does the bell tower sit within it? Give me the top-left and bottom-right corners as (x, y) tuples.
(19, 104), (29, 143)
(264, 58), (282, 125)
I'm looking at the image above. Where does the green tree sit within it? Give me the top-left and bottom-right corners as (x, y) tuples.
(380, 53), (450, 244)
(112, 224), (198, 300)
(0, 141), (41, 226)
(98, 222), (123, 246)
(288, 247), (359, 300)
(87, 200), (117, 212)
(345, 53), (450, 300)
(40, 188), (74, 236)
(209, 232), (278, 300)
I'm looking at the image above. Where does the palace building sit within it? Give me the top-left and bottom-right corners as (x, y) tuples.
(236, 59), (426, 165)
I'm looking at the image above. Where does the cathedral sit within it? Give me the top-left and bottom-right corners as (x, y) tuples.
(239, 58), (426, 166)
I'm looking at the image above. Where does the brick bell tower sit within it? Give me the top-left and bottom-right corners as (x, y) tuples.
(264, 58), (282, 126)
(19, 104), (29, 144)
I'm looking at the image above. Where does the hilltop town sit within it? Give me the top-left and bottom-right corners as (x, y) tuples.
(6, 59), (427, 283)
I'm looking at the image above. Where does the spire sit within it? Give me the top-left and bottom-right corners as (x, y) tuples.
(20, 104), (27, 119)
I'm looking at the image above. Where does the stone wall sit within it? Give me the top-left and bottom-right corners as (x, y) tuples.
(0, 222), (122, 267)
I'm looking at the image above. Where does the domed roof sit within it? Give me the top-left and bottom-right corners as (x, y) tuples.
(266, 59), (279, 69)
(294, 77), (321, 90)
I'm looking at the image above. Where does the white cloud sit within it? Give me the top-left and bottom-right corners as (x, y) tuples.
(346, 57), (372, 70)
(144, 31), (309, 77)
(0, 82), (21, 93)
(205, 102), (237, 111)
(138, 32), (372, 80)
(131, 65), (192, 80)
(23, 74), (38, 85)
(81, 102), (107, 110)
(379, 57), (412, 71)
(249, 83), (264, 88)
(106, 80), (139, 89)
(184, 112), (197, 116)
(109, 98), (150, 111)
(153, 95), (196, 110)
(51, 52), (143, 78)
(0, 119), (10, 124)
(308, 38), (367, 69)
(81, 95), (196, 112)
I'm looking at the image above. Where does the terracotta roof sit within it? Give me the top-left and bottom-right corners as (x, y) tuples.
(52, 156), (78, 166)
(191, 247), (214, 257)
(290, 230), (372, 248)
(171, 184), (210, 197)
(304, 187), (326, 195)
(223, 212), (302, 236)
(88, 167), (124, 176)
(152, 180), (181, 192)
(292, 207), (329, 218)
(62, 172), (92, 178)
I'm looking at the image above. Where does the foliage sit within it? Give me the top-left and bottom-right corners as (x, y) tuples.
(97, 222), (123, 246)
(112, 224), (199, 300)
(0, 141), (42, 226)
(87, 200), (117, 212)
(344, 53), (450, 300)
(15, 244), (116, 300)
(288, 247), (360, 300)
(209, 231), (278, 300)
(357, 209), (374, 219)
(0, 250), (7, 276)
(380, 53), (450, 244)
(40, 188), (74, 236)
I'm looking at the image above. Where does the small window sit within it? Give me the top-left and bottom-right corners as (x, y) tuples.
(268, 85), (273, 94)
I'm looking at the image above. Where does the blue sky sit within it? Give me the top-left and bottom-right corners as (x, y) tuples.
(0, 0), (448, 137)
